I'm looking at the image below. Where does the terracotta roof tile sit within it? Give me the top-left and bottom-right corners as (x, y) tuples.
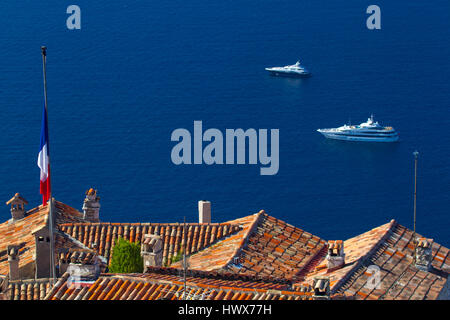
(0, 200), (85, 276)
(316, 221), (449, 300)
(5, 278), (52, 300)
(172, 213), (260, 272)
(58, 222), (241, 267)
(44, 268), (313, 300)
(57, 248), (99, 265)
(1, 197), (448, 300)
(177, 212), (326, 281)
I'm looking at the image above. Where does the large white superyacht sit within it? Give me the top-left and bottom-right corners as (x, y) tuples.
(317, 115), (399, 142)
(265, 60), (311, 77)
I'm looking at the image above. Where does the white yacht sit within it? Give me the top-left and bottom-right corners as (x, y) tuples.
(317, 115), (399, 142)
(265, 61), (311, 77)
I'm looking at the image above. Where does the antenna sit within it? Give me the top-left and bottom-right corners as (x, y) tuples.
(413, 150), (419, 263)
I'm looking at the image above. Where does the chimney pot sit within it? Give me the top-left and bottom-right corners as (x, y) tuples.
(326, 240), (345, 271)
(312, 276), (330, 300)
(198, 200), (211, 224)
(415, 238), (433, 271)
(141, 234), (163, 270)
(7, 245), (20, 281)
(82, 188), (100, 222)
(6, 193), (28, 221)
(57, 248), (70, 276)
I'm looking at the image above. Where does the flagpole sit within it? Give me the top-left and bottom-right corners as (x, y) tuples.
(41, 46), (56, 283)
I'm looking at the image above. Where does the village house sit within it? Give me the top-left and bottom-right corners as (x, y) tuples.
(0, 191), (448, 300)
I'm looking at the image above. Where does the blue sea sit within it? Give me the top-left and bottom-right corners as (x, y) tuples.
(0, 1), (449, 246)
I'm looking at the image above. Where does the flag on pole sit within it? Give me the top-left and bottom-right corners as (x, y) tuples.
(38, 104), (51, 205)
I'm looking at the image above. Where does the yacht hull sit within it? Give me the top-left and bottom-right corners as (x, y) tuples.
(266, 70), (311, 78)
(317, 130), (399, 142)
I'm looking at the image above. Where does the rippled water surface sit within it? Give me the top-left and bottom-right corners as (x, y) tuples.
(0, 0), (448, 245)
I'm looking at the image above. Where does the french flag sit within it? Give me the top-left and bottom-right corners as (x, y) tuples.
(37, 105), (51, 205)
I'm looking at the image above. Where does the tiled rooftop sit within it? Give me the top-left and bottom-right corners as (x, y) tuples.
(54, 201), (85, 224)
(227, 214), (326, 280)
(57, 248), (101, 266)
(0, 197), (448, 300)
(5, 278), (53, 300)
(45, 269), (313, 300)
(299, 220), (395, 291)
(299, 220), (449, 300)
(0, 200), (85, 276)
(58, 221), (241, 267)
(174, 212), (327, 281)
(0, 206), (47, 275)
(140, 266), (291, 288)
(171, 213), (260, 271)
(335, 223), (448, 300)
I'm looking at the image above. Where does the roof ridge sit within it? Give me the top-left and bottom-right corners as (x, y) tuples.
(223, 211), (264, 268)
(331, 219), (397, 294)
(55, 229), (110, 265)
(21, 202), (51, 228)
(143, 265), (289, 285)
(8, 278), (53, 284)
(24, 203), (48, 218)
(53, 272), (310, 299)
(293, 244), (328, 282)
(57, 221), (234, 227)
(54, 199), (79, 210)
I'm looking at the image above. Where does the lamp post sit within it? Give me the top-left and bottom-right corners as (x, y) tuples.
(183, 216), (186, 300)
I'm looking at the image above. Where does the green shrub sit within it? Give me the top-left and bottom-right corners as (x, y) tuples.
(109, 237), (143, 273)
(171, 249), (184, 264)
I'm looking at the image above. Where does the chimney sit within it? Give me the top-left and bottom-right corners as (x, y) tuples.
(141, 234), (163, 271)
(57, 248), (70, 276)
(313, 276), (330, 300)
(7, 245), (20, 281)
(326, 240), (345, 271)
(415, 238), (433, 271)
(6, 193), (28, 221)
(198, 200), (211, 224)
(33, 225), (51, 278)
(82, 188), (100, 222)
